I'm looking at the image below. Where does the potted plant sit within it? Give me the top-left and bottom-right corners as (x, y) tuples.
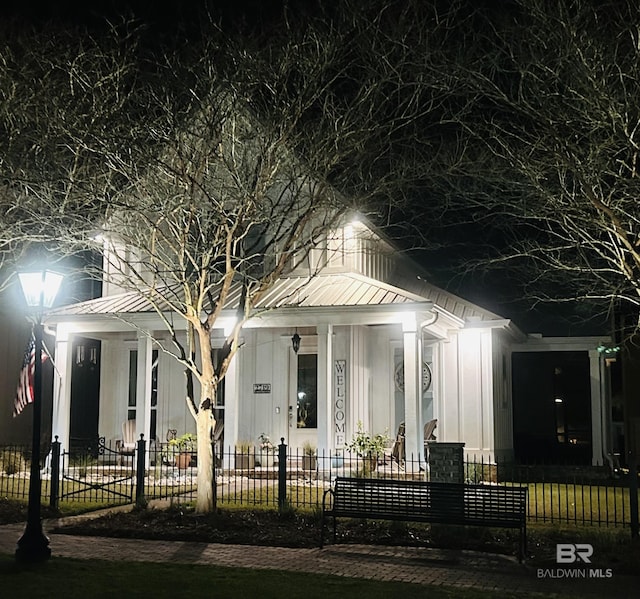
(169, 433), (196, 470)
(257, 433), (276, 468)
(235, 440), (255, 470)
(346, 421), (389, 475)
(301, 441), (317, 471)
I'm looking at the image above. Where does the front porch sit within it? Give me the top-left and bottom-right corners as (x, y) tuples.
(46, 276), (466, 471)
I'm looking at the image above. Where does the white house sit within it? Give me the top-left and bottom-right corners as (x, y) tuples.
(7, 218), (614, 467)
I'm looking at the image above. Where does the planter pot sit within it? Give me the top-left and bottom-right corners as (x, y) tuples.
(175, 453), (192, 470)
(258, 453), (275, 468)
(235, 453), (255, 470)
(364, 456), (378, 474)
(302, 455), (317, 471)
(354, 455), (378, 476)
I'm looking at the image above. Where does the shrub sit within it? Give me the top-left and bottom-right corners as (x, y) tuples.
(345, 421), (389, 458)
(0, 449), (27, 476)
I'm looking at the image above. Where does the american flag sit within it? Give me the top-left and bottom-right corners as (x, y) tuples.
(13, 335), (48, 418)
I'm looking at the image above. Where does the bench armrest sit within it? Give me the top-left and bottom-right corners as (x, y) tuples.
(322, 487), (334, 512)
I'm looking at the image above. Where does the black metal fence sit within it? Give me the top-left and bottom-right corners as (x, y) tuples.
(1, 439), (637, 529)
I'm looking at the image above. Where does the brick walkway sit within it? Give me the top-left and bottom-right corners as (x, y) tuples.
(0, 519), (637, 597)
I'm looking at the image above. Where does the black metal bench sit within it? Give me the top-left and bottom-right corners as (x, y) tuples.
(321, 476), (528, 562)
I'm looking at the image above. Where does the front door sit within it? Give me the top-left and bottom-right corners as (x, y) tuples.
(69, 337), (101, 453)
(288, 350), (318, 451)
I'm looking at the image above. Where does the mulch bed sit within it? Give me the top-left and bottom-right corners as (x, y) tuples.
(49, 504), (519, 555)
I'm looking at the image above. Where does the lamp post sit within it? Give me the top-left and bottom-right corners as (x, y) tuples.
(15, 269), (63, 562)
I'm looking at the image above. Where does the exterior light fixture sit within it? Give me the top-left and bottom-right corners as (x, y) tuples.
(554, 398), (563, 404)
(291, 331), (301, 354)
(15, 269), (63, 562)
(18, 271), (63, 310)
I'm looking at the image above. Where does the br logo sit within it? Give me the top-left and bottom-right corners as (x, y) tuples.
(556, 543), (593, 564)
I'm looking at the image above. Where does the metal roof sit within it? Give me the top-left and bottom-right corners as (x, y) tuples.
(410, 280), (503, 323)
(48, 264), (510, 332)
(48, 272), (433, 318)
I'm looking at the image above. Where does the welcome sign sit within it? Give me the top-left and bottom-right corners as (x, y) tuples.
(334, 360), (346, 446)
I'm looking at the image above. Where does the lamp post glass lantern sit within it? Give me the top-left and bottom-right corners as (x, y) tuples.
(18, 271), (64, 309)
(15, 269), (63, 562)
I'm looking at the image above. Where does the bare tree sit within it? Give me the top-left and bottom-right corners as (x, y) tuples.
(1, 5), (453, 511)
(0, 18), (146, 291)
(414, 0), (640, 337)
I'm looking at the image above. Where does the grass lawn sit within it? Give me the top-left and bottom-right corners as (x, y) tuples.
(0, 555), (532, 599)
(526, 482), (633, 525)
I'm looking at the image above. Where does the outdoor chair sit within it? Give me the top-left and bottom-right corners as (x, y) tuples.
(213, 417), (224, 466)
(116, 419), (136, 466)
(391, 422), (405, 465)
(423, 418), (437, 459)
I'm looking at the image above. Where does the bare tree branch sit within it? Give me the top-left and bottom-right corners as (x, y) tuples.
(0, 3), (454, 511)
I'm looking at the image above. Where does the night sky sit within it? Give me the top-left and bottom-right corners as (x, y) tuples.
(0, 0), (292, 31)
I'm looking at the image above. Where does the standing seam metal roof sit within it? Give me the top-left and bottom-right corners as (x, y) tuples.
(49, 272), (432, 317)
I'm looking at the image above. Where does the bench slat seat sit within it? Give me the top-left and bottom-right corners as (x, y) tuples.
(321, 477), (527, 562)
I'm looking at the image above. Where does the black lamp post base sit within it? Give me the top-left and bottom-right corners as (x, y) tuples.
(15, 526), (51, 562)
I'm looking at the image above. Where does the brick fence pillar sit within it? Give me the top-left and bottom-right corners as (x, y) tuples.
(426, 442), (465, 483)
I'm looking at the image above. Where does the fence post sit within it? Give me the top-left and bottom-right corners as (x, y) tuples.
(278, 438), (287, 511)
(49, 436), (60, 510)
(212, 440), (217, 511)
(135, 434), (146, 508)
(628, 451), (639, 538)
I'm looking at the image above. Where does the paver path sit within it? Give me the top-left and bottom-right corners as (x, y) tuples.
(0, 521), (637, 598)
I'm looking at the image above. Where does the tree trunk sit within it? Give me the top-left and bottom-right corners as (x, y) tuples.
(195, 324), (217, 513)
(195, 388), (215, 513)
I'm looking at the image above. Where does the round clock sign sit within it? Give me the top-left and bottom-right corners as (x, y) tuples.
(394, 362), (432, 392)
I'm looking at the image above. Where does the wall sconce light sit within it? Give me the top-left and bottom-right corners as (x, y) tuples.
(291, 331), (301, 354)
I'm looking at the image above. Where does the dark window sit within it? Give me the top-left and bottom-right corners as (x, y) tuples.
(297, 354), (317, 429)
(128, 349), (159, 441)
(128, 350), (137, 421)
(150, 350), (158, 441)
(512, 351), (591, 464)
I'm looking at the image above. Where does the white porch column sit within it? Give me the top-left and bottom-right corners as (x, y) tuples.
(349, 325), (369, 434)
(317, 323), (333, 454)
(402, 313), (423, 464)
(136, 334), (153, 468)
(223, 352), (239, 469)
(589, 349), (604, 466)
(51, 325), (74, 454)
